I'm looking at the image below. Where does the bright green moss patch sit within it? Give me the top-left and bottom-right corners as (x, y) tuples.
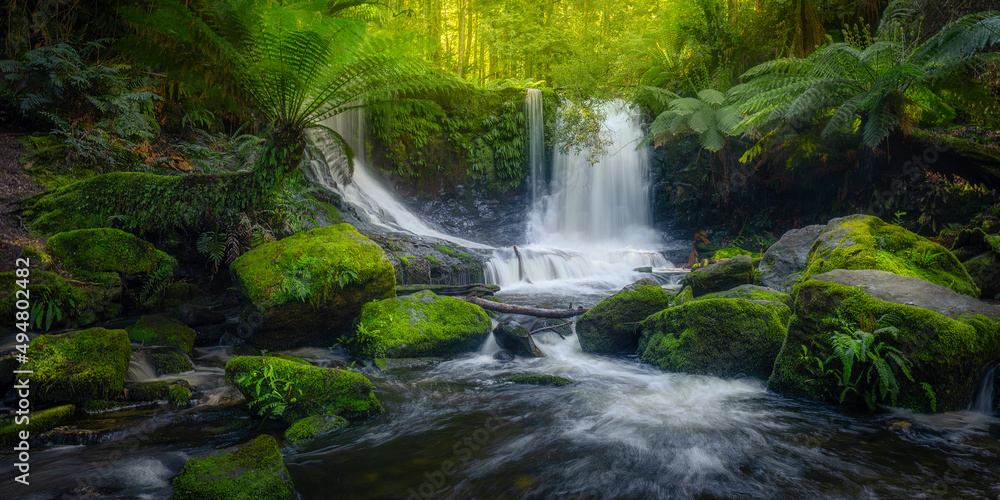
(127, 381), (170, 401)
(22, 328), (131, 403)
(127, 315), (197, 353)
(284, 414), (348, 449)
(225, 356), (382, 422)
(0, 404), (75, 447)
(712, 247), (755, 259)
(499, 374), (574, 386)
(264, 353), (310, 365)
(639, 298), (789, 379)
(170, 434), (296, 500)
(47, 228), (176, 286)
(576, 281), (672, 354)
(348, 291), (491, 358)
(696, 284), (793, 309)
(682, 255), (761, 296)
(151, 351), (195, 375)
(169, 385), (192, 406)
(803, 215), (979, 297)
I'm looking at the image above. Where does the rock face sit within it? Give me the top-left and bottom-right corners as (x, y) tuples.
(23, 328), (132, 403)
(638, 298), (790, 379)
(682, 255), (761, 296)
(170, 434), (297, 500)
(576, 279), (673, 354)
(493, 321), (544, 357)
(225, 356), (382, 422)
(348, 291), (491, 358)
(758, 225), (824, 291)
(128, 314), (197, 353)
(230, 224), (396, 350)
(366, 232), (486, 285)
(803, 214), (979, 297)
(46, 228), (177, 287)
(768, 273), (1000, 413)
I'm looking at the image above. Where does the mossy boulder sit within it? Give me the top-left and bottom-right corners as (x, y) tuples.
(47, 228), (176, 287)
(758, 224), (825, 291)
(0, 270), (120, 332)
(638, 299), (790, 379)
(170, 434), (296, 500)
(498, 374), (574, 386)
(576, 278), (673, 355)
(0, 404), (75, 447)
(150, 350), (195, 376)
(169, 385), (192, 406)
(225, 356), (382, 422)
(127, 381), (170, 401)
(682, 255), (761, 296)
(22, 328), (131, 403)
(284, 414), (348, 450)
(127, 315), (197, 353)
(768, 271), (1000, 413)
(696, 284), (793, 309)
(802, 214), (979, 297)
(230, 224), (396, 350)
(493, 321), (543, 357)
(348, 291), (491, 358)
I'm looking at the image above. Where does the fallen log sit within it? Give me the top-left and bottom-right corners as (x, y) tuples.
(460, 295), (587, 318)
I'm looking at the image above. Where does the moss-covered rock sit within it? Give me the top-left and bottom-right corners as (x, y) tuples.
(22, 328), (131, 403)
(170, 434), (296, 500)
(950, 228), (1000, 299)
(225, 356), (382, 423)
(347, 291), (491, 358)
(682, 255), (761, 296)
(492, 320), (543, 357)
(802, 214), (979, 297)
(47, 228), (176, 287)
(127, 381), (170, 401)
(0, 270), (120, 332)
(127, 314), (197, 353)
(669, 286), (695, 308)
(230, 224), (396, 350)
(150, 351), (195, 376)
(768, 273), (1000, 413)
(576, 279), (673, 355)
(0, 404), (75, 447)
(696, 284), (793, 309)
(758, 224), (825, 291)
(284, 414), (348, 450)
(169, 385), (192, 406)
(498, 374), (574, 386)
(638, 299), (790, 379)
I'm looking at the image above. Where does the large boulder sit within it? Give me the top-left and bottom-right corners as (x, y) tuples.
(758, 225), (824, 291)
(682, 255), (761, 296)
(127, 314), (197, 353)
(347, 291), (491, 358)
(22, 328), (132, 403)
(638, 298), (790, 379)
(802, 214), (979, 297)
(230, 224), (396, 350)
(575, 278), (673, 354)
(47, 228), (176, 288)
(225, 356), (382, 422)
(768, 270), (1000, 413)
(493, 321), (543, 357)
(170, 434), (297, 500)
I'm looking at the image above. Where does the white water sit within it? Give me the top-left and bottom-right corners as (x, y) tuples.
(971, 363), (998, 413)
(485, 97), (671, 290)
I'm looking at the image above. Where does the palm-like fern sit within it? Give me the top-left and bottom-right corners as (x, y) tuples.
(123, 0), (455, 185)
(731, 5), (1000, 158)
(642, 87), (741, 152)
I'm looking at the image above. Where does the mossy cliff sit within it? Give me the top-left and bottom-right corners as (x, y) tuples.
(802, 215), (979, 297)
(22, 328), (132, 403)
(225, 356), (382, 422)
(170, 434), (297, 500)
(347, 291), (491, 358)
(230, 224), (396, 350)
(576, 279), (673, 355)
(768, 276), (1000, 413)
(638, 298), (790, 379)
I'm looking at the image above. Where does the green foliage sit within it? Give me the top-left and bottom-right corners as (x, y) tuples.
(644, 88), (741, 152)
(236, 362), (301, 425)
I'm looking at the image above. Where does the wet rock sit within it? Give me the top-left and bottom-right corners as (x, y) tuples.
(127, 314), (197, 354)
(493, 349), (515, 362)
(366, 233), (486, 286)
(758, 224), (824, 291)
(284, 414), (348, 450)
(171, 435), (297, 500)
(23, 328), (131, 403)
(633, 266), (653, 273)
(682, 255), (760, 296)
(177, 303), (226, 327)
(144, 349), (195, 376)
(576, 279), (672, 354)
(498, 374), (573, 386)
(493, 321), (544, 357)
(0, 404), (75, 447)
(126, 381), (170, 402)
(230, 224), (396, 350)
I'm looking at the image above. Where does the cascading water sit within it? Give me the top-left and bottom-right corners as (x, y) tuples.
(971, 363), (998, 413)
(485, 96), (672, 291)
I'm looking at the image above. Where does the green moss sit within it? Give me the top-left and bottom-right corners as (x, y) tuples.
(712, 247), (754, 259)
(576, 283), (672, 354)
(284, 414), (348, 449)
(768, 279), (1000, 412)
(348, 291), (491, 358)
(682, 255), (762, 296)
(22, 328), (131, 403)
(803, 215), (979, 297)
(47, 228), (176, 287)
(424, 255), (439, 264)
(225, 356), (382, 422)
(669, 286), (695, 307)
(264, 353), (310, 365)
(170, 435), (296, 500)
(127, 315), (197, 353)
(0, 270), (118, 331)
(434, 244), (476, 262)
(20, 246), (53, 270)
(164, 282), (200, 302)
(169, 385), (192, 406)
(0, 404), (75, 447)
(498, 374), (574, 386)
(638, 299), (789, 379)
(127, 381), (170, 401)
(696, 284), (793, 309)
(151, 351), (195, 375)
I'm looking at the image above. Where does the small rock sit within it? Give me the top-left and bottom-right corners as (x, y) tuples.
(493, 349), (515, 362)
(493, 321), (544, 357)
(633, 266), (653, 273)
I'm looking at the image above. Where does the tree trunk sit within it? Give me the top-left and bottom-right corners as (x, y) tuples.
(460, 295), (588, 318)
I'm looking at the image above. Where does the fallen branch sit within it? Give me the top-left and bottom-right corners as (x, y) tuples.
(460, 295), (587, 318)
(529, 320), (573, 339)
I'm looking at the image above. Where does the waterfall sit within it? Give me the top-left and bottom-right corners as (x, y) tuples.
(306, 107), (489, 250)
(485, 98), (671, 288)
(970, 363), (998, 413)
